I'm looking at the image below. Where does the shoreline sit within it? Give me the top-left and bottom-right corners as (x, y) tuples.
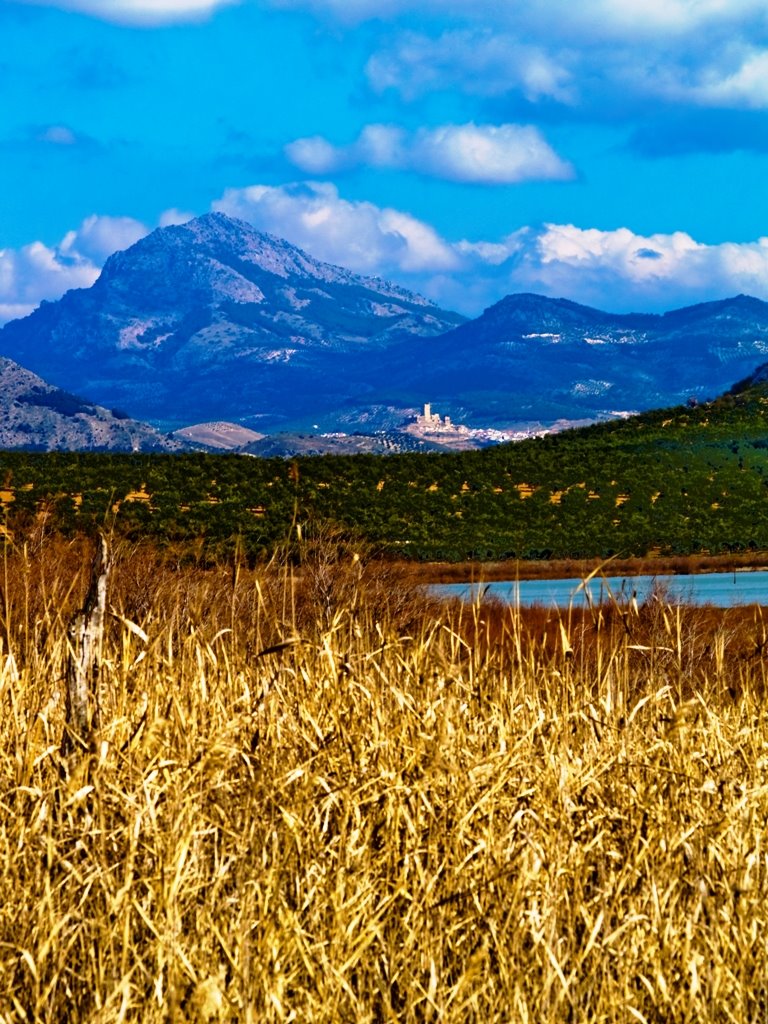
(395, 550), (768, 585)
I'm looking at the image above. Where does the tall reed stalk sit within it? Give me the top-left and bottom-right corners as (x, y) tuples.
(0, 537), (766, 1022)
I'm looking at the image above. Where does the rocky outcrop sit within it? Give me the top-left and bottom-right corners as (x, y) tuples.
(0, 357), (182, 451)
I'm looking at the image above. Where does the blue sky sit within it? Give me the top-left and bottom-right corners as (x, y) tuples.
(3, 0), (768, 322)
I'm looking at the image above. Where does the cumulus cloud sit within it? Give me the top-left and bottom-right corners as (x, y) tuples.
(213, 181), (459, 274)
(12, 0), (239, 25)
(0, 240), (100, 326)
(284, 135), (356, 175)
(477, 224), (768, 311)
(412, 124), (574, 184)
(547, 0), (768, 40)
(159, 208), (196, 227)
(212, 181), (768, 314)
(59, 214), (148, 263)
(448, 225), (768, 313)
(0, 214), (151, 326)
(695, 49), (768, 107)
(286, 123), (574, 184)
(369, 33), (768, 114)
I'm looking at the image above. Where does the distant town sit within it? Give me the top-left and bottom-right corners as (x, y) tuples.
(404, 403), (551, 448)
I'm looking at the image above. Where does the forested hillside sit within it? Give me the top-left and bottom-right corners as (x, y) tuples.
(2, 385), (768, 562)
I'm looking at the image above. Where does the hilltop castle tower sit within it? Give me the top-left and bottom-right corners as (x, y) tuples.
(416, 403), (453, 430)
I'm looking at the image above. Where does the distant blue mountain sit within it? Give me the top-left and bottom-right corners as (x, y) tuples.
(2, 213), (768, 434)
(0, 213), (464, 431)
(371, 291), (768, 426)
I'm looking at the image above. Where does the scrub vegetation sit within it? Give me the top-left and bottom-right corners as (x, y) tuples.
(1, 535), (767, 1022)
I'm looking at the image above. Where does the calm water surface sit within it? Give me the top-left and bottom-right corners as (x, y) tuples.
(431, 571), (768, 608)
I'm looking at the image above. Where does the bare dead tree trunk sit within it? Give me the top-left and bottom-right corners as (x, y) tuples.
(62, 534), (110, 757)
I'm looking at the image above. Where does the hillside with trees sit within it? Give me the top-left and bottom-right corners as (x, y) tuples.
(3, 383), (768, 562)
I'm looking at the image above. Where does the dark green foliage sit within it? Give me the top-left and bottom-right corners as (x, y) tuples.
(4, 384), (768, 561)
(18, 386), (94, 417)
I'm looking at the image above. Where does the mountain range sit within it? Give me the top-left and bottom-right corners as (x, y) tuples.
(379, 290), (768, 426)
(3, 212), (768, 448)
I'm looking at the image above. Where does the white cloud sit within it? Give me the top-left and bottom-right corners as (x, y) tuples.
(450, 224), (768, 313)
(284, 135), (355, 175)
(645, 45), (768, 109)
(355, 124), (405, 167)
(367, 28), (768, 114)
(696, 49), (768, 107)
(366, 31), (575, 104)
(286, 123), (574, 184)
(12, 0), (239, 25)
(213, 181), (768, 315)
(413, 124), (574, 184)
(159, 208), (196, 227)
(0, 241), (100, 326)
(0, 303), (38, 322)
(213, 181), (459, 274)
(576, 0), (767, 39)
(59, 214), (149, 263)
(0, 213), (152, 326)
(490, 224), (768, 310)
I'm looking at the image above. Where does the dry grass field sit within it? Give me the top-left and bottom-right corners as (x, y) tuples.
(1, 535), (768, 1022)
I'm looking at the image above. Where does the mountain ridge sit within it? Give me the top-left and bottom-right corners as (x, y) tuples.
(370, 289), (768, 427)
(3, 214), (768, 434)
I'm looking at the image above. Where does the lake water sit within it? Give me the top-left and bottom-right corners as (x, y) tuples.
(431, 571), (768, 608)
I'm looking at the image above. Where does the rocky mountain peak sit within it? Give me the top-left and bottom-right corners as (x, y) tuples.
(96, 212), (436, 309)
(0, 213), (465, 430)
